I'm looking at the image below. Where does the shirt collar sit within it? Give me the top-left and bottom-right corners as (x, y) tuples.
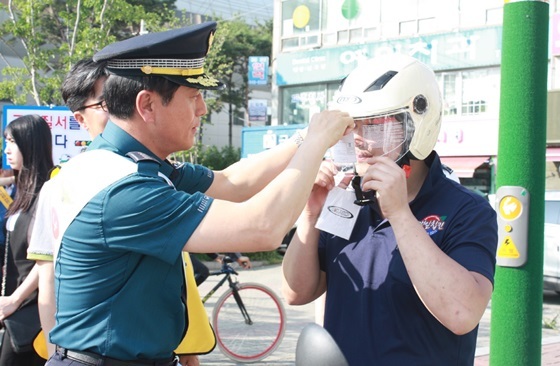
(90, 121), (175, 178)
(410, 151), (445, 204)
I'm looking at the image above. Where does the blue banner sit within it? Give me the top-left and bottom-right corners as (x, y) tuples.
(248, 56), (269, 86)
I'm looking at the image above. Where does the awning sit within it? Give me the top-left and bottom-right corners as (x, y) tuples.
(547, 147), (560, 162)
(440, 156), (490, 178)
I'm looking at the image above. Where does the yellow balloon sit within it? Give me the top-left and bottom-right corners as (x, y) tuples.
(293, 5), (310, 29)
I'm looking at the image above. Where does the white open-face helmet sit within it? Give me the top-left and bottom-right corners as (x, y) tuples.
(330, 54), (442, 161)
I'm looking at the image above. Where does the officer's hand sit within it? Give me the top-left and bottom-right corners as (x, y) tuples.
(306, 110), (355, 151)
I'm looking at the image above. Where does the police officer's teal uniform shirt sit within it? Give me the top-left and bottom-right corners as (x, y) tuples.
(50, 121), (214, 360)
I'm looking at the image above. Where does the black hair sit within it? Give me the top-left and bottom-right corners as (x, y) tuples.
(103, 75), (181, 119)
(62, 58), (108, 112)
(4, 114), (54, 215)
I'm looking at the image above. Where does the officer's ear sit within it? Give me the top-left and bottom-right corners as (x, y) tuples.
(136, 90), (156, 124)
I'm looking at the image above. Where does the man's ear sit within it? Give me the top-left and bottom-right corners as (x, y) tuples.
(73, 112), (88, 131)
(137, 90), (156, 123)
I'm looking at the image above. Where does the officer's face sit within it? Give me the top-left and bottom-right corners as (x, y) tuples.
(162, 86), (207, 152)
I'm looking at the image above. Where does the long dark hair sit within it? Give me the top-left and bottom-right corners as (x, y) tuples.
(4, 114), (54, 215)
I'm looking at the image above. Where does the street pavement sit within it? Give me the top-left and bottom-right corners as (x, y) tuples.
(195, 262), (560, 365)
(197, 262), (315, 365)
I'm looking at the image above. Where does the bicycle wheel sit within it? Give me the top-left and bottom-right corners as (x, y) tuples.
(212, 282), (287, 363)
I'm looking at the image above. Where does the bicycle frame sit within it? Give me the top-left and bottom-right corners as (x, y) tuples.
(201, 259), (253, 325)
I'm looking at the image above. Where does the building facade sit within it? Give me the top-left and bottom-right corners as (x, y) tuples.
(270, 0), (560, 195)
(177, 0), (274, 149)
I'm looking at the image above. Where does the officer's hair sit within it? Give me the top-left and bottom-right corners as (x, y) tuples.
(103, 75), (180, 119)
(62, 58), (108, 112)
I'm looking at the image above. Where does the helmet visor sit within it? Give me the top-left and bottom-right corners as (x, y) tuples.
(353, 109), (414, 166)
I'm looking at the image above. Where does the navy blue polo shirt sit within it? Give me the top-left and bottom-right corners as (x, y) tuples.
(50, 121), (214, 360)
(318, 152), (497, 366)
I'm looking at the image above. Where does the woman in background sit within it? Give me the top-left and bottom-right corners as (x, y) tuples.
(0, 114), (53, 365)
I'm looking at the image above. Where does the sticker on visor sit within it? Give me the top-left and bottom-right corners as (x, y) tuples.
(328, 111), (411, 171)
(361, 120), (405, 153)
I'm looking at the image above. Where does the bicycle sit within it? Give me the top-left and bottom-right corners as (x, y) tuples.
(200, 256), (287, 363)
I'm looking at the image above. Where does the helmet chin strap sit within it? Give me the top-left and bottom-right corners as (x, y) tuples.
(353, 148), (412, 206)
(352, 166), (376, 206)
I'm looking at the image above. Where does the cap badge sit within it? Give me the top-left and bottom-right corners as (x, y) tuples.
(186, 76), (219, 87)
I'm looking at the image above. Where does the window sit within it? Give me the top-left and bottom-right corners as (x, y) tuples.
(461, 68), (500, 116)
(418, 17), (437, 33)
(280, 82), (341, 125)
(400, 20), (417, 36)
(437, 68), (500, 117)
(282, 85), (327, 125)
(486, 7), (503, 25)
(281, 0), (321, 49)
(441, 73), (458, 116)
(324, 0), (381, 32)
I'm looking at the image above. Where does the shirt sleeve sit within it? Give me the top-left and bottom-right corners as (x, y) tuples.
(443, 198), (498, 284)
(27, 182), (55, 261)
(102, 175), (213, 265)
(172, 163), (214, 194)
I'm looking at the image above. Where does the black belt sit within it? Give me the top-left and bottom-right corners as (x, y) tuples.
(55, 346), (178, 366)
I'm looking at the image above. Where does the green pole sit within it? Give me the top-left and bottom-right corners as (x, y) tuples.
(490, 1), (549, 365)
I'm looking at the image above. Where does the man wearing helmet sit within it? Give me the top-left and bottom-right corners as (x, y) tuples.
(282, 54), (497, 365)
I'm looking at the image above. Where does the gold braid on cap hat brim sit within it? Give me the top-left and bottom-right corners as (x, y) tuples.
(107, 57), (205, 76)
(107, 57), (220, 87)
(140, 65), (204, 76)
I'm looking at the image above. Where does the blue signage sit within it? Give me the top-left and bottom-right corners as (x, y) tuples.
(248, 56), (269, 86)
(276, 26), (502, 86)
(241, 124), (306, 158)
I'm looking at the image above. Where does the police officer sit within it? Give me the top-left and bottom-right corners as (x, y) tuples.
(43, 22), (354, 366)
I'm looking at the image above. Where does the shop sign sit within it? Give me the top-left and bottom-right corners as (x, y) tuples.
(276, 26), (502, 85)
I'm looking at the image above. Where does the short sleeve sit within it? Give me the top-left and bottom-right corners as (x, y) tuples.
(172, 163), (214, 194)
(27, 181), (55, 261)
(101, 175), (214, 265)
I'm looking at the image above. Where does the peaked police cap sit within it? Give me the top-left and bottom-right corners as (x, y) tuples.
(93, 22), (223, 90)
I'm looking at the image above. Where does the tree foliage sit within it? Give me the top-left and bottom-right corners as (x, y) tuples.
(198, 145), (241, 170)
(204, 19), (272, 146)
(0, 0), (178, 105)
(170, 144), (240, 170)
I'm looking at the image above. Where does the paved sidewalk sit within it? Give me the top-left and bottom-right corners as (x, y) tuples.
(475, 337), (560, 365)
(196, 262), (560, 365)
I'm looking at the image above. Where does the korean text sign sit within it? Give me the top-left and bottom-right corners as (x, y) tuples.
(2, 105), (90, 169)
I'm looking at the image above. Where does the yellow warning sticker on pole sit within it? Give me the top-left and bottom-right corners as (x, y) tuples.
(498, 235), (520, 258)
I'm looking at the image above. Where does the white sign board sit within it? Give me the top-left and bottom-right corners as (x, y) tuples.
(2, 105), (90, 168)
(435, 118), (499, 157)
